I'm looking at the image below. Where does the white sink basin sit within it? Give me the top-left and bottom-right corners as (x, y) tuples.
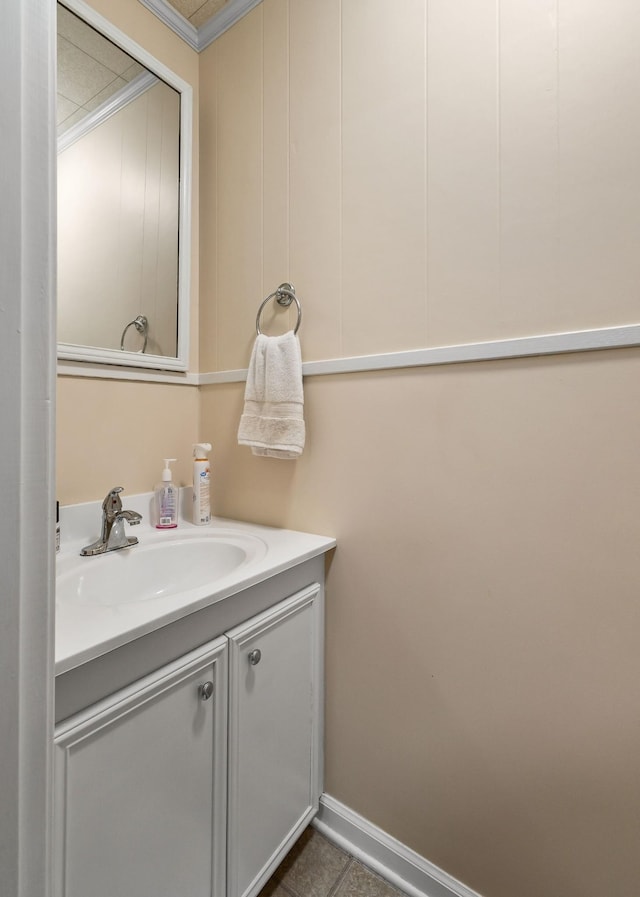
(57, 532), (268, 607)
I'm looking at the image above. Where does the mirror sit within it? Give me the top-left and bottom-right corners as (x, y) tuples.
(56, 0), (192, 371)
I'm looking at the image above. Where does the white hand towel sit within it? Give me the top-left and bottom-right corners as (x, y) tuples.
(237, 331), (305, 459)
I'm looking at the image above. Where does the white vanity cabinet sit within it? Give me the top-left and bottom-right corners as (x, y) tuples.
(54, 582), (323, 897)
(227, 584), (322, 897)
(54, 637), (228, 897)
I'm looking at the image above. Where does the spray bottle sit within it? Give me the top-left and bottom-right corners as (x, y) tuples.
(192, 443), (212, 525)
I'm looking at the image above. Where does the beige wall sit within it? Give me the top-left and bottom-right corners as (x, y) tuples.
(57, 377), (199, 503)
(199, 0), (640, 370)
(55, 0), (640, 894)
(201, 353), (640, 897)
(199, 2), (640, 896)
(57, 0), (200, 503)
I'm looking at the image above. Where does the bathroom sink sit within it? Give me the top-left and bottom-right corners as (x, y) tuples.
(57, 532), (268, 607)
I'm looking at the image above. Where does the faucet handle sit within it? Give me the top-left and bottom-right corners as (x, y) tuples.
(102, 486), (124, 517)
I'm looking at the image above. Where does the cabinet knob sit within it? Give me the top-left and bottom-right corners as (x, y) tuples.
(199, 681), (214, 701)
(248, 649), (262, 666)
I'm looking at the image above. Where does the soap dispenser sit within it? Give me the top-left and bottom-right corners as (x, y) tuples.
(155, 459), (178, 529)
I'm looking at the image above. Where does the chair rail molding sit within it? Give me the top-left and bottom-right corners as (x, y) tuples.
(199, 323), (640, 384)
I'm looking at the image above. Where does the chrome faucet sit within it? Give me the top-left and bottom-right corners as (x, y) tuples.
(80, 487), (142, 556)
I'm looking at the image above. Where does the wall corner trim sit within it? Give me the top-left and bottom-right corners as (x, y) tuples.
(313, 794), (483, 897)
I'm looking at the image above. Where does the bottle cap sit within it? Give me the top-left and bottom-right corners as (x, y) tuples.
(162, 458), (177, 482)
(193, 443), (212, 459)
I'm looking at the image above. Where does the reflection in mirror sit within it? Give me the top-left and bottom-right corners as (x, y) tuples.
(56, 1), (191, 371)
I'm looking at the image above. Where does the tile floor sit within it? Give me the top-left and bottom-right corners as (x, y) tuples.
(260, 827), (406, 897)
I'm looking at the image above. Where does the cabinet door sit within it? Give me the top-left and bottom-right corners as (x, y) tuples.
(227, 584), (323, 897)
(54, 637), (228, 897)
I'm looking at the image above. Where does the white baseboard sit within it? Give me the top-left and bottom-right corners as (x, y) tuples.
(312, 794), (483, 897)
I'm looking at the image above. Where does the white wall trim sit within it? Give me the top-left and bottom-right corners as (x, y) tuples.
(198, 323), (640, 384)
(314, 795), (483, 897)
(63, 323), (640, 386)
(200, 367), (254, 384)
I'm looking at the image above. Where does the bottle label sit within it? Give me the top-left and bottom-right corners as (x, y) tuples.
(194, 465), (211, 523)
(156, 485), (178, 528)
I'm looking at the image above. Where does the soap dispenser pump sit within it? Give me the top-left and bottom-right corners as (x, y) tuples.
(155, 458), (178, 529)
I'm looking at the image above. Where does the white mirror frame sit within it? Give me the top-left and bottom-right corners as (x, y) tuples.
(56, 0), (192, 373)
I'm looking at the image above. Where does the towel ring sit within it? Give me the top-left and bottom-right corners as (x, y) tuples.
(256, 283), (302, 336)
(120, 315), (148, 353)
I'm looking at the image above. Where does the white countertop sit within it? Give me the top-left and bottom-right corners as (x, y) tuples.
(56, 491), (335, 675)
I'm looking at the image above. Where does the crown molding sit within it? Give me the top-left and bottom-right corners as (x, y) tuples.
(137, 0), (199, 50)
(197, 0), (264, 49)
(58, 71), (158, 153)
(137, 0), (263, 52)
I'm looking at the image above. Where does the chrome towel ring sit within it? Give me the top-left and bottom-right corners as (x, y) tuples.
(256, 283), (302, 336)
(120, 315), (149, 353)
